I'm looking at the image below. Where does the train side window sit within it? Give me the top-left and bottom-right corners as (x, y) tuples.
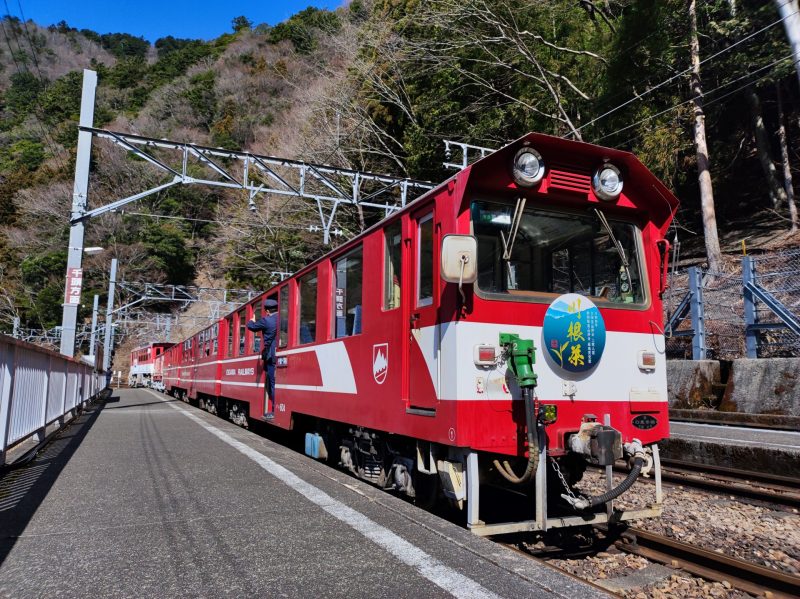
(279, 286), (289, 348)
(383, 221), (402, 310)
(417, 213), (434, 307)
(226, 316), (233, 357)
(298, 270), (317, 344)
(333, 246), (363, 338)
(212, 324), (218, 355)
(252, 304), (262, 353)
(238, 309), (247, 355)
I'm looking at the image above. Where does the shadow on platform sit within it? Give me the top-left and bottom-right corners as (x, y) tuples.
(0, 397), (110, 566)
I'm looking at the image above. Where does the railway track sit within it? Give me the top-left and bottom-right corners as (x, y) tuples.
(615, 526), (800, 599)
(605, 458), (800, 508)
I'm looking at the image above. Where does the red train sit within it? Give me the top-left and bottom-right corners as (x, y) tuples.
(162, 133), (677, 535)
(128, 342), (172, 388)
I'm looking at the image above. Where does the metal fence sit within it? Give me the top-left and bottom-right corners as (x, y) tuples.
(0, 334), (104, 465)
(664, 249), (800, 360)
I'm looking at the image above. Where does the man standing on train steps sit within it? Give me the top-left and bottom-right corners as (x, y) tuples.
(248, 297), (278, 419)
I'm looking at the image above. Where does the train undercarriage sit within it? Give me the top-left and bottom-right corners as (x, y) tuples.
(166, 384), (663, 535)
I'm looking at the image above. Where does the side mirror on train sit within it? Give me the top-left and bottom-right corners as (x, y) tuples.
(441, 235), (478, 284)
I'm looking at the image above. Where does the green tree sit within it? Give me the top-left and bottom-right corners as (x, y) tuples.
(5, 71), (44, 117)
(232, 16), (252, 32)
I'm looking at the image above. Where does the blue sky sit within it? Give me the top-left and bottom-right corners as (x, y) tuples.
(8, 1), (343, 42)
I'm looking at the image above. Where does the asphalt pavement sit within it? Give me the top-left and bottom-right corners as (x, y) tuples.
(0, 388), (608, 598)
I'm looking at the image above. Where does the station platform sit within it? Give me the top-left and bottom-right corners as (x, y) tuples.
(0, 388), (607, 598)
(666, 421), (800, 477)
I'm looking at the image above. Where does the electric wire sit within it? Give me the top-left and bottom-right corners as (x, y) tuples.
(591, 53), (794, 145)
(592, 0), (796, 113)
(606, 56), (794, 152)
(576, 8), (798, 135)
(116, 209), (325, 234)
(0, 7), (69, 174)
(260, 6), (422, 238)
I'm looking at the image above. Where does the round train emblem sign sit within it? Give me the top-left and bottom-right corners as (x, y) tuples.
(543, 294), (606, 372)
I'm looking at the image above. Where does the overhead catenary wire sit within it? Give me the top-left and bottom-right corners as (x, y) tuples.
(116, 210), (340, 235)
(591, 53), (794, 145)
(576, 7), (798, 135)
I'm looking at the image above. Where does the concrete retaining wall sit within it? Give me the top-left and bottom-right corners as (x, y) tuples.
(719, 358), (800, 416)
(666, 360), (721, 409)
(668, 357), (800, 416)
(661, 437), (800, 478)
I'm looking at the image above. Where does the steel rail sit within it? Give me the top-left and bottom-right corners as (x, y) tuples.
(604, 461), (800, 508)
(616, 527), (800, 599)
(659, 457), (800, 489)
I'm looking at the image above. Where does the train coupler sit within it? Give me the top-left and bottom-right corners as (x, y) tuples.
(568, 420), (622, 466)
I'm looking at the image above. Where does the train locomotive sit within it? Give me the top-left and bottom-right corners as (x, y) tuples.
(128, 342), (172, 388)
(162, 132), (677, 535)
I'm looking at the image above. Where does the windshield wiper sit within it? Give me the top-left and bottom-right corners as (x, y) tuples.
(593, 207), (633, 296)
(501, 197), (526, 260)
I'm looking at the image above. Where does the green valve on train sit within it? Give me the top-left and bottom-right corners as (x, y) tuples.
(498, 333), (537, 389)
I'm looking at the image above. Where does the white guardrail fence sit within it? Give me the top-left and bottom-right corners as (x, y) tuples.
(0, 334), (105, 466)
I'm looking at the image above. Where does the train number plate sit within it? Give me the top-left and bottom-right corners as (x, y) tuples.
(632, 414), (658, 430)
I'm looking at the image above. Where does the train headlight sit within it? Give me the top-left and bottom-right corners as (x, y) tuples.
(592, 163), (623, 201)
(511, 147), (545, 187)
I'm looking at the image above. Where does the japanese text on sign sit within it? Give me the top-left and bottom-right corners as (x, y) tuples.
(64, 267), (83, 305)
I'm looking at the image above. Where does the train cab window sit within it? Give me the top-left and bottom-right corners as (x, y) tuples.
(333, 246), (363, 338)
(298, 270), (317, 344)
(417, 213), (434, 307)
(279, 286), (289, 348)
(472, 200), (645, 305)
(238, 309), (247, 355)
(212, 324), (218, 354)
(383, 221), (402, 310)
(226, 316), (233, 357)
(252, 304), (262, 353)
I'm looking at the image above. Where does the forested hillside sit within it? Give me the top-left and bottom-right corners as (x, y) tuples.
(1, 0), (798, 347)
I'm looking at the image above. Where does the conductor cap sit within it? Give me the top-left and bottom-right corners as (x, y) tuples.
(264, 298), (278, 309)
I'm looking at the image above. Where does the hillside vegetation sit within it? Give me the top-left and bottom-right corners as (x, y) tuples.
(0, 0), (798, 351)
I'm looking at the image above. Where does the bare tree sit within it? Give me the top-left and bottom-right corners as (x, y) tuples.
(748, 90), (788, 209)
(776, 82), (799, 232)
(688, 0), (723, 273)
(410, 0), (608, 140)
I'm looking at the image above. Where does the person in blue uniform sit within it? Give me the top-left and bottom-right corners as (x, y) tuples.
(247, 298), (278, 419)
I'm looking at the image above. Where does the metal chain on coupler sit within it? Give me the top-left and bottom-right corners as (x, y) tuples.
(550, 457), (585, 502)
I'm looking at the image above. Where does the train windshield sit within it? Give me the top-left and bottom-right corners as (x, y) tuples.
(471, 200), (645, 305)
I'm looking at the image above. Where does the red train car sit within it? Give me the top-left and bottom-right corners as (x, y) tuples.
(128, 342), (172, 387)
(163, 133), (677, 535)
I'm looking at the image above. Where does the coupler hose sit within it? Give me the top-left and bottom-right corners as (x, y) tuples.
(493, 387), (539, 484)
(563, 456), (645, 510)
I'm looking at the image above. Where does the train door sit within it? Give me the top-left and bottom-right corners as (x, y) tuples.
(271, 286), (289, 416)
(190, 332), (200, 398)
(404, 208), (439, 411)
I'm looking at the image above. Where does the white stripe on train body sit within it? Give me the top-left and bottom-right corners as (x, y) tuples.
(414, 323), (666, 403)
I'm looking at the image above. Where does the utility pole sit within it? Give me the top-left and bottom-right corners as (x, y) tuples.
(103, 259), (118, 387)
(689, 0), (723, 273)
(89, 294), (100, 365)
(59, 69), (97, 357)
